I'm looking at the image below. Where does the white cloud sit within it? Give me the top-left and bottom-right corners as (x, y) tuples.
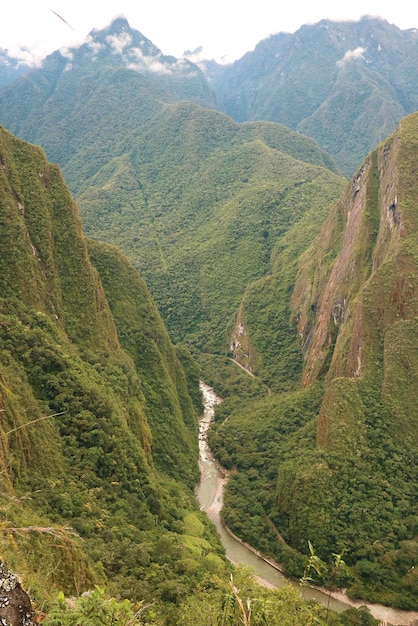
(125, 46), (197, 75)
(183, 46), (205, 63)
(4, 45), (44, 68)
(181, 46), (220, 69)
(106, 31), (132, 54)
(86, 36), (102, 54)
(60, 47), (74, 60)
(336, 46), (366, 66)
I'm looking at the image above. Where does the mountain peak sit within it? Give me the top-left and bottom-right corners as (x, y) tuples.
(87, 16), (162, 58)
(90, 15), (138, 43)
(104, 15), (131, 33)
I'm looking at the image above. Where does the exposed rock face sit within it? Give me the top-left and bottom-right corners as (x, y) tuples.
(291, 113), (418, 447)
(0, 563), (34, 626)
(229, 317), (253, 373)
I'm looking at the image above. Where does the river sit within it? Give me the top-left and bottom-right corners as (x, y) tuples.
(196, 381), (418, 626)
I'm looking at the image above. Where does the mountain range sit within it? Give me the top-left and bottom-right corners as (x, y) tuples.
(0, 14), (417, 620)
(0, 97), (376, 626)
(0, 17), (345, 361)
(4, 16), (418, 176)
(209, 16), (418, 175)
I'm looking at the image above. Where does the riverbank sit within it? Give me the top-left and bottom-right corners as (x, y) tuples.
(197, 383), (418, 626)
(208, 473), (418, 626)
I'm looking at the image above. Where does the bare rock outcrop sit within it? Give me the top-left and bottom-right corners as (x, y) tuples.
(0, 563), (34, 626)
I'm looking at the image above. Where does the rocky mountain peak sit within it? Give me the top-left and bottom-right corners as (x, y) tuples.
(87, 15), (162, 58)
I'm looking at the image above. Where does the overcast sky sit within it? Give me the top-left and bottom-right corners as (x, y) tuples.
(2, 0), (418, 65)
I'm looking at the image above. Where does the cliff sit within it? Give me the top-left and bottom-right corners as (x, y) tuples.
(0, 125), (221, 610)
(274, 113), (418, 606)
(292, 112), (418, 447)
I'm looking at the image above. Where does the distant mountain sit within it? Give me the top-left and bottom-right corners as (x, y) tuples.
(209, 17), (418, 175)
(0, 17), (219, 146)
(4, 16), (418, 178)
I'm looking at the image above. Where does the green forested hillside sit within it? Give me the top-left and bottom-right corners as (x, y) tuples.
(77, 108), (344, 356)
(208, 114), (418, 610)
(2, 16), (417, 617)
(0, 122), (376, 626)
(0, 28), (345, 362)
(86, 239), (198, 483)
(0, 124), (230, 621)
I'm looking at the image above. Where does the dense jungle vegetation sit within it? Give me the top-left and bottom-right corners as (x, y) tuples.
(0, 125), (224, 623)
(206, 116), (418, 610)
(0, 123), (381, 626)
(0, 17), (417, 621)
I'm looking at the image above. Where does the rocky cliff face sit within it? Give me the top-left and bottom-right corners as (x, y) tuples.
(292, 113), (418, 447)
(0, 563), (34, 626)
(267, 115), (418, 607)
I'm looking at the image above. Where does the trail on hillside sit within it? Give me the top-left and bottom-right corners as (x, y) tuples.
(229, 358), (271, 394)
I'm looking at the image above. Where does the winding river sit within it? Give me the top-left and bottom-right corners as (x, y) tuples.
(196, 382), (418, 626)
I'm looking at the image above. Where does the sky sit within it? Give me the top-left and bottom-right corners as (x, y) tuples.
(1, 0), (418, 65)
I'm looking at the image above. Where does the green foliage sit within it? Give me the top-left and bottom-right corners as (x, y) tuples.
(213, 332), (418, 606)
(299, 61), (403, 175)
(86, 239), (199, 485)
(40, 567), (374, 626)
(0, 497), (97, 602)
(76, 126), (344, 360)
(0, 292), (225, 610)
(208, 385), (324, 560)
(0, 126), (231, 619)
(43, 587), (145, 625)
(339, 607), (379, 626)
(208, 118), (418, 610)
(301, 542), (351, 592)
(177, 566), (375, 626)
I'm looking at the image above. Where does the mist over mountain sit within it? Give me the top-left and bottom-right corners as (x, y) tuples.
(0, 48), (33, 88)
(0, 17), (218, 135)
(4, 15), (418, 177)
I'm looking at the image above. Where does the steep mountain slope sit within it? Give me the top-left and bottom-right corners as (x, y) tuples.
(280, 113), (418, 606)
(0, 120), (372, 626)
(76, 107), (344, 355)
(208, 113), (418, 609)
(210, 17), (418, 175)
(0, 124), (228, 615)
(86, 239), (199, 479)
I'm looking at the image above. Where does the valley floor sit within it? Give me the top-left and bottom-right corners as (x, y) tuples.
(207, 468), (418, 626)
